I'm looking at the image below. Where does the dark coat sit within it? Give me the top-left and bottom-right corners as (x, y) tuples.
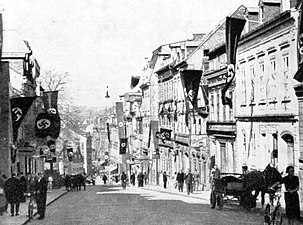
(35, 177), (48, 217)
(3, 177), (23, 204)
(35, 177), (48, 201)
(176, 172), (184, 183)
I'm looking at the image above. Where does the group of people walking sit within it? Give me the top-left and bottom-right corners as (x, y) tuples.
(163, 169), (196, 195)
(0, 172), (48, 220)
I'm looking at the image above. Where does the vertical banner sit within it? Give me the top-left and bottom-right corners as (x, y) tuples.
(180, 70), (203, 124)
(130, 75), (140, 89)
(119, 138), (127, 155)
(116, 102), (125, 138)
(10, 96), (36, 141)
(107, 122), (111, 143)
(294, 2), (303, 82)
(222, 16), (246, 108)
(43, 91), (58, 114)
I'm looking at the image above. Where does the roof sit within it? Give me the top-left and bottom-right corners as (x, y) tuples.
(2, 30), (30, 58)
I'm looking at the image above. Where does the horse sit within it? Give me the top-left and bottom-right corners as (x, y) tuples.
(242, 164), (282, 209)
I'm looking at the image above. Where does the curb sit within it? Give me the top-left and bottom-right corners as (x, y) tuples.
(22, 190), (68, 225)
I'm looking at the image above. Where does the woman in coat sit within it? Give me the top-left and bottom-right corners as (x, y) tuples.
(270, 165), (300, 225)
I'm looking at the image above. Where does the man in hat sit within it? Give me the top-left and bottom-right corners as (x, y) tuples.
(35, 172), (48, 219)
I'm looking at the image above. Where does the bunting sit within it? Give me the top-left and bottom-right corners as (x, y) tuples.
(116, 102), (125, 138)
(10, 96), (37, 141)
(130, 75), (140, 89)
(35, 112), (60, 139)
(43, 91), (58, 114)
(119, 138), (127, 154)
(294, 2), (303, 82)
(222, 17), (246, 108)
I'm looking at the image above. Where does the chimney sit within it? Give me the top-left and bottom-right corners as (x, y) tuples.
(192, 33), (205, 41)
(246, 7), (260, 32)
(259, 0), (282, 23)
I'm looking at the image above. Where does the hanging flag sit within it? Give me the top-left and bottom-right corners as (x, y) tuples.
(107, 122), (111, 142)
(294, 3), (303, 82)
(130, 75), (140, 89)
(119, 138), (127, 154)
(43, 91), (59, 114)
(222, 16), (246, 108)
(35, 112), (60, 139)
(116, 102), (125, 138)
(10, 96), (36, 141)
(180, 70), (202, 108)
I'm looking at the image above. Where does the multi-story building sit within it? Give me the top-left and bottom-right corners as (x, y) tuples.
(0, 30), (43, 177)
(155, 34), (205, 186)
(236, 1), (298, 173)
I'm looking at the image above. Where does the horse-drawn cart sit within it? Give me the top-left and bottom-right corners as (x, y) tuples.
(211, 173), (244, 208)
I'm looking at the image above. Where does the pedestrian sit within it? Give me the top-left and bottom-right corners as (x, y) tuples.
(210, 164), (221, 209)
(144, 172), (148, 185)
(3, 173), (23, 216)
(19, 172), (27, 203)
(162, 171), (169, 189)
(121, 172), (127, 189)
(184, 169), (194, 195)
(176, 170), (184, 192)
(171, 172), (177, 189)
(270, 165), (300, 225)
(47, 175), (53, 192)
(102, 174), (107, 184)
(137, 172), (144, 187)
(130, 172), (136, 186)
(35, 172), (48, 220)
(0, 174), (8, 216)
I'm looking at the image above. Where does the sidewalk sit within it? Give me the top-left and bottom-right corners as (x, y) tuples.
(141, 183), (211, 202)
(1, 187), (67, 225)
(140, 183), (303, 222)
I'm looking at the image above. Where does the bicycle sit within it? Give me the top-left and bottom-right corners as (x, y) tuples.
(264, 188), (284, 225)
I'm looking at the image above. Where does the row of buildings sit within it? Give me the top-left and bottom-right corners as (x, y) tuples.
(92, 0), (303, 208)
(0, 25), (92, 180)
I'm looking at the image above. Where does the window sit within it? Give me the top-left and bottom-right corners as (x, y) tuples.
(267, 58), (277, 101)
(249, 64), (255, 102)
(259, 62), (265, 101)
(240, 67), (247, 104)
(210, 94), (214, 121)
(282, 54), (290, 99)
(216, 92), (220, 121)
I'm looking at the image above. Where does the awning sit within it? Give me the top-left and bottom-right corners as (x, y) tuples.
(110, 168), (118, 174)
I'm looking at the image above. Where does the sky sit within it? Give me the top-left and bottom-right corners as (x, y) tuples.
(2, 0), (259, 108)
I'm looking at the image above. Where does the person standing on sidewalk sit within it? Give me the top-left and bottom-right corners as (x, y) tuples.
(19, 172), (27, 203)
(270, 165), (300, 225)
(35, 172), (48, 220)
(130, 172), (136, 186)
(3, 173), (22, 216)
(162, 172), (169, 189)
(47, 175), (53, 192)
(0, 174), (8, 216)
(184, 169), (194, 195)
(176, 170), (184, 192)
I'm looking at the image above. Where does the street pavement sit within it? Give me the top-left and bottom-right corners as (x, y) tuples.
(2, 180), (303, 225)
(19, 183), (265, 225)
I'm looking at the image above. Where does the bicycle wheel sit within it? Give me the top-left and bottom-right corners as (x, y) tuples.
(273, 205), (282, 225)
(264, 203), (270, 224)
